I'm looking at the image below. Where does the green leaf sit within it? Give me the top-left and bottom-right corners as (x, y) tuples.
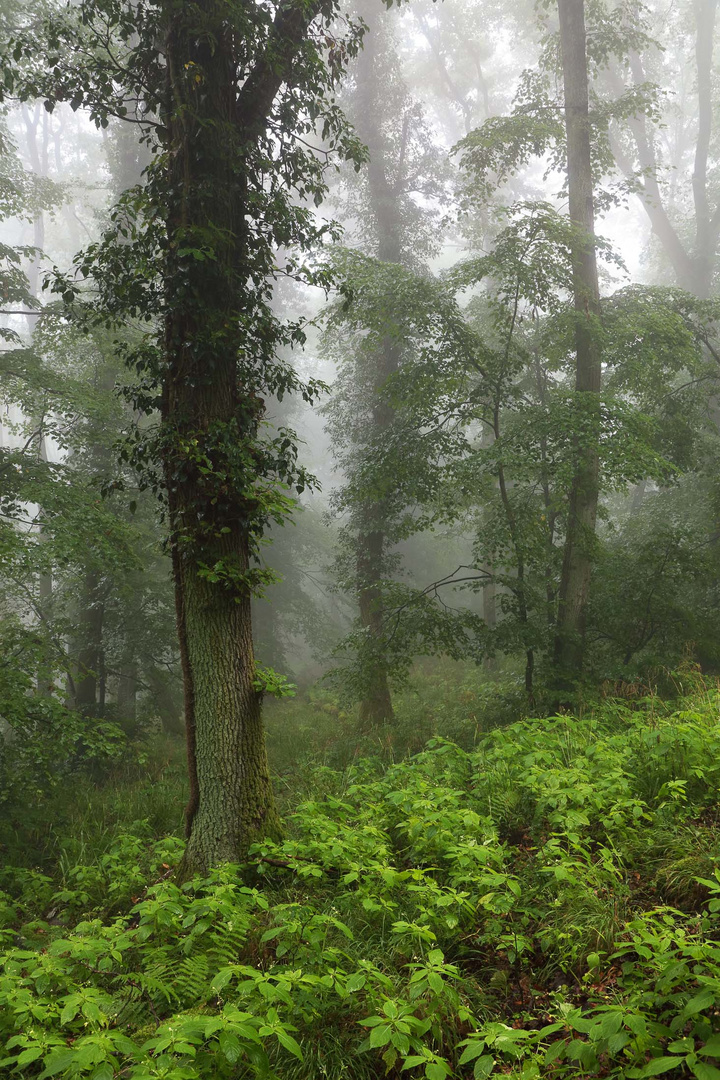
(693, 1065), (720, 1080)
(426, 1061), (451, 1080)
(90, 1065), (114, 1080)
(599, 1012), (623, 1038)
(700, 1038), (720, 1059)
(683, 992), (714, 1017)
(219, 1032), (242, 1064)
(39, 1049), (77, 1078)
(669, 1040), (695, 1054)
(459, 1042), (488, 1065)
(474, 1054), (496, 1079)
(369, 1025), (392, 1049)
(60, 1001), (80, 1025)
(276, 1031), (304, 1061)
(211, 967), (235, 992)
(391, 1031), (410, 1055)
(636, 1057), (685, 1076)
(17, 1047), (44, 1066)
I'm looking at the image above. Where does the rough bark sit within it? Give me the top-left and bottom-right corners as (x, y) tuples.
(553, 0), (602, 683)
(162, 0), (287, 876)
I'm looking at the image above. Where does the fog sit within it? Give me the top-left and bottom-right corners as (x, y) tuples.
(2, 0), (720, 1073)
(0, 0), (715, 730)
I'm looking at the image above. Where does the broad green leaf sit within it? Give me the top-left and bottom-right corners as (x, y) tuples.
(276, 1030), (304, 1061)
(17, 1047), (44, 1066)
(474, 1054), (496, 1079)
(636, 1057), (685, 1076)
(693, 1065), (720, 1080)
(369, 1025), (392, 1049)
(459, 1042), (488, 1065)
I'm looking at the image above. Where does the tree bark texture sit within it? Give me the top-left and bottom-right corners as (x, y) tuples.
(553, 0), (602, 682)
(162, 0), (283, 875)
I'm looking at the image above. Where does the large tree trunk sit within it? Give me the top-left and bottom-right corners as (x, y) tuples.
(553, 0), (602, 683)
(163, 0), (280, 876)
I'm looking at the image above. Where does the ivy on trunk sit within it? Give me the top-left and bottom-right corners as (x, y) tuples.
(2, 0), (365, 874)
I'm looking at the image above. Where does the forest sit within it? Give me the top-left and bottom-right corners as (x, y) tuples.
(2, 0), (720, 1077)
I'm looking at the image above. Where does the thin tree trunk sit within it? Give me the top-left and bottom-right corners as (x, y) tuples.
(479, 426), (497, 671)
(22, 105), (55, 695)
(553, 0), (602, 683)
(493, 404), (534, 698)
(690, 0), (718, 299)
(353, 7), (404, 729)
(606, 0), (719, 299)
(74, 569), (104, 714)
(116, 655), (138, 728)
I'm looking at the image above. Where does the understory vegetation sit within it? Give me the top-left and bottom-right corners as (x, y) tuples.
(4, 670), (720, 1080)
(3, 0), (720, 1078)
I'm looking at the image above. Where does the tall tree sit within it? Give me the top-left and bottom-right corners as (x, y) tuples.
(325, 1), (443, 728)
(347, 5), (402, 728)
(3, 0), (364, 874)
(552, 0), (602, 681)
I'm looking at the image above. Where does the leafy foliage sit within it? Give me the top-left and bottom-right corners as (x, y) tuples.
(5, 685), (720, 1078)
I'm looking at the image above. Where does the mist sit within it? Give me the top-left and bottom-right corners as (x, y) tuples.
(1, 0), (719, 1076)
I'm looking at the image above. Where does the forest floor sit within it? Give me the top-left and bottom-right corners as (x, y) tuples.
(2, 668), (720, 1080)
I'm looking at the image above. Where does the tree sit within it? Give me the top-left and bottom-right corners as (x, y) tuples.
(325, 0), (445, 728)
(607, 0), (719, 299)
(552, 0), (603, 682)
(3, 0), (365, 874)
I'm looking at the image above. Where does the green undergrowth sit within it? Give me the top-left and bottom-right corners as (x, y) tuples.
(4, 689), (720, 1080)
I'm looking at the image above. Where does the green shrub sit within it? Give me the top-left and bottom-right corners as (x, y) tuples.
(3, 686), (720, 1079)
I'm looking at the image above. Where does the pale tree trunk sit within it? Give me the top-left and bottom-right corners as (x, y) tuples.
(607, 0), (719, 298)
(553, 0), (602, 683)
(353, 4), (403, 729)
(22, 105), (55, 695)
(690, 0), (718, 299)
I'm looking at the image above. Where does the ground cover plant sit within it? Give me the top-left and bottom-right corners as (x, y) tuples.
(3, 2), (720, 1080)
(3, 677), (720, 1080)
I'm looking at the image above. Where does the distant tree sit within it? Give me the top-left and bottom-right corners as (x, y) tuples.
(606, 0), (719, 299)
(325, 0), (445, 728)
(552, 0), (603, 683)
